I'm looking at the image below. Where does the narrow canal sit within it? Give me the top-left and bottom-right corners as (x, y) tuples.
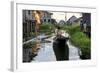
(30, 35), (81, 62)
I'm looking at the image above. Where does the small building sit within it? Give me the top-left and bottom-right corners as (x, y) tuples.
(81, 13), (91, 38)
(67, 16), (77, 25)
(23, 10), (54, 41)
(82, 13), (91, 26)
(23, 10), (35, 40)
(42, 11), (53, 24)
(58, 20), (65, 25)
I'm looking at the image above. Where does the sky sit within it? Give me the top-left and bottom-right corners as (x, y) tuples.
(51, 12), (82, 23)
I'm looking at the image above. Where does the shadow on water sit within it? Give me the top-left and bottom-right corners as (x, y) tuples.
(53, 36), (69, 61)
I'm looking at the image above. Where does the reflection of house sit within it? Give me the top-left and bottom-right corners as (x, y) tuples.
(59, 20), (65, 25)
(23, 10), (35, 22)
(23, 10), (53, 24)
(74, 17), (82, 24)
(23, 10), (54, 40)
(67, 16), (77, 24)
(82, 13), (91, 26)
(67, 13), (91, 38)
(78, 13), (91, 31)
(81, 13), (91, 38)
(23, 10), (35, 39)
(74, 17), (82, 22)
(42, 11), (53, 24)
(70, 13), (91, 27)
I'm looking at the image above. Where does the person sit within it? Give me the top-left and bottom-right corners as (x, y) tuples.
(53, 26), (69, 61)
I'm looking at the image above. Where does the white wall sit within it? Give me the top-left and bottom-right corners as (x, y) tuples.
(0, 0), (100, 73)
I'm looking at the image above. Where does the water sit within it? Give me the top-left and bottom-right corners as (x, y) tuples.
(23, 34), (47, 44)
(33, 43), (56, 62)
(30, 35), (81, 62)
(67, 41), (81, 60)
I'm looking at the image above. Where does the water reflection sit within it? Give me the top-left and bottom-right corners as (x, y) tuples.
(31, 35), (81, 62)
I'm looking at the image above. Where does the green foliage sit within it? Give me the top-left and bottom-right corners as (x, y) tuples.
(62, 24), (91, 59)
(61, 24), (80, 34)
(69, 25), (91, 59)
(29, 32), (36, 37)
(71, 32), (91, 55)
(40, 24), (55, 34)
(40, 24), (55, 30)
(23, 42), (36, 49)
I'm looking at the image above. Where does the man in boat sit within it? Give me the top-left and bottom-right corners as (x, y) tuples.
(53, 26), (69, 61)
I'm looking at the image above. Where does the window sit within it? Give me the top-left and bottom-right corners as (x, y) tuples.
(48, 19), (50, 22)
(28, 10), (30, 15)
(44, 19), (46, 22)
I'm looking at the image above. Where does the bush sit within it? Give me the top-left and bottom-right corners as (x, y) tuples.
(41, 24), (55, 30)
(62, 25), (80, 34)
(40, 24), (55, 34)
(69, 26), (91, 59)
(62, 25), (91, 59)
